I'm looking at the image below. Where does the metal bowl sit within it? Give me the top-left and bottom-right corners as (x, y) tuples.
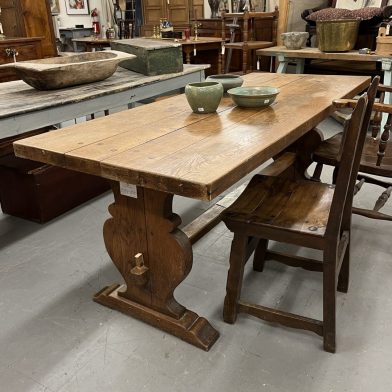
(316, 19), (360, 52)
(228, 86), (279, 108)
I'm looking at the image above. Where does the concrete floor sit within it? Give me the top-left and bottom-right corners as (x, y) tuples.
(1, 119), (392, 392)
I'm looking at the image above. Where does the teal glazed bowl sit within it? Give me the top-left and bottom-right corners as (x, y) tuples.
(228, 86), (280, 108)
(185, 81), (223, 114)
(205, 74), (244, 92)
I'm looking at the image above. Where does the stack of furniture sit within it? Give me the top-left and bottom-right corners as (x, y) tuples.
(221, 8), (278, 74)
(193, 9), (278, 73)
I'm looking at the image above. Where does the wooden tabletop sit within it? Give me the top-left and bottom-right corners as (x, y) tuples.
(256, 46), (388, 61)
(72, 37), (114, 44)
(179, 37), (225, 45)
(14, 73), (370, 201)
(141, 37), (225, 46)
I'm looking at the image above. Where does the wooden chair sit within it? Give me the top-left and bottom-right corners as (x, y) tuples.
(312, 81), (391, 221)
(221, 78), (378, 353)
(221, 8), (278, 74)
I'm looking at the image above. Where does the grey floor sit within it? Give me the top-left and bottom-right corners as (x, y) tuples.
(1, 118), (391, 392)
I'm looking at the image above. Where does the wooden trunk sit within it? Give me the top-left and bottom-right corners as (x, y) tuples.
(111, 38), (183, 75)
(0, 154), (110, 223)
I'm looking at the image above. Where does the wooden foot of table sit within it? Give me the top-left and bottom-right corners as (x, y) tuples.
(95, 182), (219, 351)
(94, 284), (219, 351)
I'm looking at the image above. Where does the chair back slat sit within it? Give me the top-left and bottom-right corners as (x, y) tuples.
(371, 91), (383, 139)
(377, 113), (392, 166)
(326, 76), (380, 237)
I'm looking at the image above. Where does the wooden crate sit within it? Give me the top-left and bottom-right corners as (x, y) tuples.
(111, 38), (183, 76)
(0, 154), (109, 223)
(375, 27), (392, 56)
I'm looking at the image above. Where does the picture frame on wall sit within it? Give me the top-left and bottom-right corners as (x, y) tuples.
(50, 0), (61, 14)
(64, 0), (90, 15)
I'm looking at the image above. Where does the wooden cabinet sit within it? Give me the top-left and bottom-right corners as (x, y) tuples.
(0, 37), (43, 82)
(142, 0), (203, 36)
(0, 0), (57, 58)
(0, 0), (25, 37)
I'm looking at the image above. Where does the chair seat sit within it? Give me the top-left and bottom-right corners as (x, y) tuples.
(224, 174), (334, 239)
(225, 41), (273, 50)
(314, 133), (392, 176)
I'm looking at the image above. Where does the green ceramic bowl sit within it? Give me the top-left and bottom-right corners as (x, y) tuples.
(228, 86), (280, 108)
(185, 81), (223, 114)
(205, 74), (244, 92)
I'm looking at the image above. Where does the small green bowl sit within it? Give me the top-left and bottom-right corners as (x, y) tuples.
(205, 74), (244, 92)
(228, 86), (280, 108)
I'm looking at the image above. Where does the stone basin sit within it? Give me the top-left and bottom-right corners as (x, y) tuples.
(0, 50), (136, 90)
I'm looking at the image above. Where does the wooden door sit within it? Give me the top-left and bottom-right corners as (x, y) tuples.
(0, 0), (25, 37)
(142, 0), (203, 35)
(191, 0), (203, 21)
(20, 0), (57, 57)
(142, 0), (164, 35)
(166, 0), (189, 28)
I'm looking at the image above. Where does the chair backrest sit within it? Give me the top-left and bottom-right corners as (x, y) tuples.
(326, 76), (379, 237)
(369, 84), (392, 167)
(221, 7), (278, 43)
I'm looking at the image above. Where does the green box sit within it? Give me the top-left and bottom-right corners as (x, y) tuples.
(111, 38), (183, 76)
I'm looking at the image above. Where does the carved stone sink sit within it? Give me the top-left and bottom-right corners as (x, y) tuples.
(0, 50), (136, 90)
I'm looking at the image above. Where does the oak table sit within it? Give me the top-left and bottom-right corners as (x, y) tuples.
(256, 45), (392, 124)
(72, 36), (113, 52)
(14, 73), (370, 351)
(256, 46), (390, 75)
(0, 64), (207, 139)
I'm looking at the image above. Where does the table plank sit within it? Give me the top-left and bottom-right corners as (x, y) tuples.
(14, 73), (370, 200)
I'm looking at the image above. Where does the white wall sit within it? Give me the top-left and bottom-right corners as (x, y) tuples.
(57, 0), (101, 28)
(287, 0), (328, 32)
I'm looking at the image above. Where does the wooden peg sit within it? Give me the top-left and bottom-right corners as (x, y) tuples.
(131, 253), (149, 276)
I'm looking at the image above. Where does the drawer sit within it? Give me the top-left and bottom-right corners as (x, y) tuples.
(0, 43), (42, 63)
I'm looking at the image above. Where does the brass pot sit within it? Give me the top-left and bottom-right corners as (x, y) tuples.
(316, 19), (360, 52)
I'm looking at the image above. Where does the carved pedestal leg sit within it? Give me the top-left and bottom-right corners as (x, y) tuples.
(94, 182), (219, 351)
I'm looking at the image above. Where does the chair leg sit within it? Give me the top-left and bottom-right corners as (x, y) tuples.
(332, 166), (339, 184)
(242, 47), (248, 74)
(253, 239), (269, 272)
(323, 248), (337, 353)
(337, 243), (350, 293)
(311, 162), (323, 182)
(223, 234), (249, 324)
